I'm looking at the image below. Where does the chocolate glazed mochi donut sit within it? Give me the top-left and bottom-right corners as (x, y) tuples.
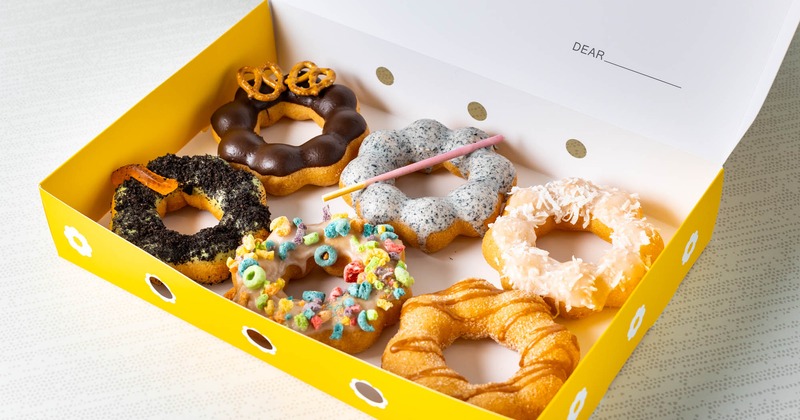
(339, 119), (517, 253)
(211, 61), (369, 196)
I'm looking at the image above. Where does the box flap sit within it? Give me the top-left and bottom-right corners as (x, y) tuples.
(276, 0), (800, 165)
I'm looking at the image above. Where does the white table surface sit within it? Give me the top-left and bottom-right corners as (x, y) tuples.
(3, 1), (799, 418)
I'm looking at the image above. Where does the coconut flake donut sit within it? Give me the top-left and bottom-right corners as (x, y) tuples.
(110, 154), (272, 284)
(339, 119), (516, 253)
(224, 211), (414, 354)
(382, 278), (580, 419)
(210, 61), (369, 196)
(482, 177), (664, 319)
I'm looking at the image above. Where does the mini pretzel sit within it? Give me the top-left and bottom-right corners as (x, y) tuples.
(237, 62), (285, 102)
(382, 278), (580, 419)
(286, 61), (335, 96)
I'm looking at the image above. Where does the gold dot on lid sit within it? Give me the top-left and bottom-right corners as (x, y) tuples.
(467, 101), (487, 121)
(376, 66), (394, 85)
(566, 139), (587, 158)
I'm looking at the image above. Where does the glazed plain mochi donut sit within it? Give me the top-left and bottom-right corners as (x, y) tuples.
(339, 119), (516, 253)
(382, 278), (580, 419)
(482, 177), (664, 319)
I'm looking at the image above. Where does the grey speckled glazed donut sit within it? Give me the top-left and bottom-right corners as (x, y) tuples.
(339, 119), (516, 253)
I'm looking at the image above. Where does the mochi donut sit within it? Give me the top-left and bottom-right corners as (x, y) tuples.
(210, 61), (369, 196)
(224, 211), (414, 354)
(339, 119), (516, 253)
(482, 177), (664, 319)
(382, 278), (580, 419)
(110, 154), (272, 284)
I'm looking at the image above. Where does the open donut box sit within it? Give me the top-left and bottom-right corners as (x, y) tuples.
(39, 1), (800, 418)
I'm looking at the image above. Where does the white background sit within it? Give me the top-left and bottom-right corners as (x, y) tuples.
(3, 0), (800, 418)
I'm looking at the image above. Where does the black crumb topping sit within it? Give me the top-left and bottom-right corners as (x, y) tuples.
(111, 154), (272, 264)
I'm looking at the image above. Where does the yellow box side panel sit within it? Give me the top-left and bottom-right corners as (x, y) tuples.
(40, 2), (275, 221)
(40, 187), (501, 418)
(38, 1), (731, 417)
(539, 169), (725, 420)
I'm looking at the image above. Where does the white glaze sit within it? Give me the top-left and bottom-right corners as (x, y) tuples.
(225, 215), (413, 340)
(340, 119), (516, 252)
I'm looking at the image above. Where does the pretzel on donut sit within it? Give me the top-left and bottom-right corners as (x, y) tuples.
(286, 60), (335, 96)
(211, 60), (367, 196)
(224, 212), (414, 354)
(237, 63), (285, 102)
(382, 279), (580, 419)
(482, 177), (664, 319)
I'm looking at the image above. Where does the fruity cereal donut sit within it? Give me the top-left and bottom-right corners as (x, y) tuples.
(482, 177), (664, 319)
(339, 119), (516, 253)
(382, 279), (580, 419)
(224, 211), (414, 354)
(110, 154), (272, 284)
(211, 61), (369, 196)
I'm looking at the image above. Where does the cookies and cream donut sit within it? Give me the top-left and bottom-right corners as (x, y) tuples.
(382, 278), (580, 419)
(110, 154), (272, 284)
(482, 177), (664, 318)
(210, 61), (369, 196)
(339, 119), (516, 253)
(224, 212), (414, 354)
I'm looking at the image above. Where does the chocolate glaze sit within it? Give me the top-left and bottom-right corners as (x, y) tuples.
(111, 154), (272, 265)
(211, 79), (367, 177)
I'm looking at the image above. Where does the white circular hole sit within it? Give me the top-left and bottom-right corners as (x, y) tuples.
(350, 379), (387, 409)
(145, 273), (175, 303)
(242, 326), (276, 355)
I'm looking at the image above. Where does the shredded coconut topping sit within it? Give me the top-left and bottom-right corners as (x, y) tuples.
(490, 177), (663, 315)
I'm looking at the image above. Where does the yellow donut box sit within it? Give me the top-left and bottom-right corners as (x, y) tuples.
(39, 1), (800, 418)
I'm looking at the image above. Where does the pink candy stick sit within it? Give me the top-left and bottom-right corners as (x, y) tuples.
(322, 134), (504, 202)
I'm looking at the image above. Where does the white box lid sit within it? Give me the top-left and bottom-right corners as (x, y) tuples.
(278, 0), (800, 166)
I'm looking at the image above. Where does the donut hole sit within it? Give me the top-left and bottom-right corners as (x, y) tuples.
(392, 168), (468, 199)
(280, 266), (345, 301)
(257, 107), (324, 146)
(535, 229), (611, 264)
(442, 338), (520, 384)
(161, 205), (220, 235)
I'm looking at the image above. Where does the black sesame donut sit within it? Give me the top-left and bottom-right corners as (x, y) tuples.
(210, 61), (369, 196)
(110, 154), (272, 284)
(339, 119), (517, 253)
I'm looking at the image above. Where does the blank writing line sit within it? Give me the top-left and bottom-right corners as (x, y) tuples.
(605, 60), (682, 89)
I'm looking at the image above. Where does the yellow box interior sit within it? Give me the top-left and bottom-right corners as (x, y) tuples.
(39, 2), (725, 418)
